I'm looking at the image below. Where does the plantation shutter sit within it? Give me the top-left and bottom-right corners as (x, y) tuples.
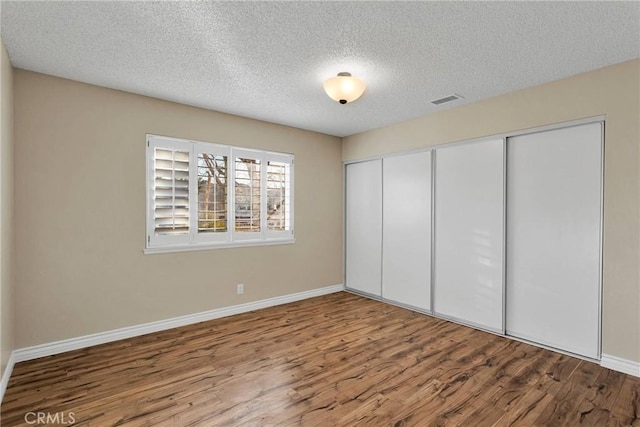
(264, 152), (294, 239)
(147, 136), (192, 246)
(231, 148), (263, 241)
(193, 142), (231, 243)
(146, 135), (294, 251)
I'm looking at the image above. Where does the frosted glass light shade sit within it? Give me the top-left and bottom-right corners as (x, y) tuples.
(323, 72), (366, 104)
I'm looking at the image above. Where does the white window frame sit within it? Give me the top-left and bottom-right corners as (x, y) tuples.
(192, 141), (231, 244)
(147, 136), (192, 248)
(264, 152), (294, 241)
(231, 147), (264, 242)
(145, 134), (295, 254)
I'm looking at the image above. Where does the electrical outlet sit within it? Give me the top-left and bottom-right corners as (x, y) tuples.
(236, 283), (244, 295)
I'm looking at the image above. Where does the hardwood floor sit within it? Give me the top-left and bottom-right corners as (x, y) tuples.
(2, 292), (639, 426)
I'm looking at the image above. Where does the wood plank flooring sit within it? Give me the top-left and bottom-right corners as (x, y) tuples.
(2, 292), (639, 426)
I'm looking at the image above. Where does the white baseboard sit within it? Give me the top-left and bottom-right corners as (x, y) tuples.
(0, 351), (16, 404)
(13, 284), (344, 364)
(601, 354), (640, 377)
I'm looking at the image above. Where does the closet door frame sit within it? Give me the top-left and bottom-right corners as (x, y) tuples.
(381, 150), (433, 314)
(344, 148), (435, 305)
(504, 121), (604, 360)
(343, 114), (604, 362)
(432, 137), (507, 334)
(344, 159), (383, 298)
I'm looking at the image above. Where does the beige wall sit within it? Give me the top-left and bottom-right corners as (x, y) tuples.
(9, 59), (639, 364)
(13, 70), (343, 348)
(0, 38), (14, 376)
(344, 59), (640, 363)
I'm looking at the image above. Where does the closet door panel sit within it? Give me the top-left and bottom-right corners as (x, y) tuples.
(434, 139), (504, 332)
(382, 152), (431, 311)
(506, 122), (602, 359)
(345, 160), (382, 296)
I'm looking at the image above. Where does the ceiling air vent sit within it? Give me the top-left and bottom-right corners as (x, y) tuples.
(430, 94), (462, 105)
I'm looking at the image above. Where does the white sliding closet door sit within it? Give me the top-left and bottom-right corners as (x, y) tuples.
(434, 139), (504, 332)
(382, 152), (431, 311)
(506, 122), (602, 359)
(345, 159), (382, 296)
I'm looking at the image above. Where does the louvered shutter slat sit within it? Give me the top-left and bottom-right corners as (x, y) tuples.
(197, 153), (228, 233)
(266, 161), (290, 231)
(153, 148), (190, 236)
(234, 157), (261, 232)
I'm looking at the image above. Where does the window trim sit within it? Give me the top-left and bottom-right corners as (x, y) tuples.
(147, 137), (193, 248)
(231, 147), (264, 242)
(193, 142), (231, 244)
(145, 134), (294, 254)
(264, 152), (294, 240)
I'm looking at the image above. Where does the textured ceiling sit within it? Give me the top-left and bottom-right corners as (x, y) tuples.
(1, 1), (639, 137)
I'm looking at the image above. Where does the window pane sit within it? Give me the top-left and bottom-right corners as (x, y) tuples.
(235, 157), (261, 232)
(267, 161), (291, 231)
(154, 148), (189, 235)
(198, 153), (227, 233)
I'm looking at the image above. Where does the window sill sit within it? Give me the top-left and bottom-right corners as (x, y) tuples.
(143, 238), (295, 255)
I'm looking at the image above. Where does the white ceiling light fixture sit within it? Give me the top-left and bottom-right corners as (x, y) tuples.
(323, 72), (366, 104)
